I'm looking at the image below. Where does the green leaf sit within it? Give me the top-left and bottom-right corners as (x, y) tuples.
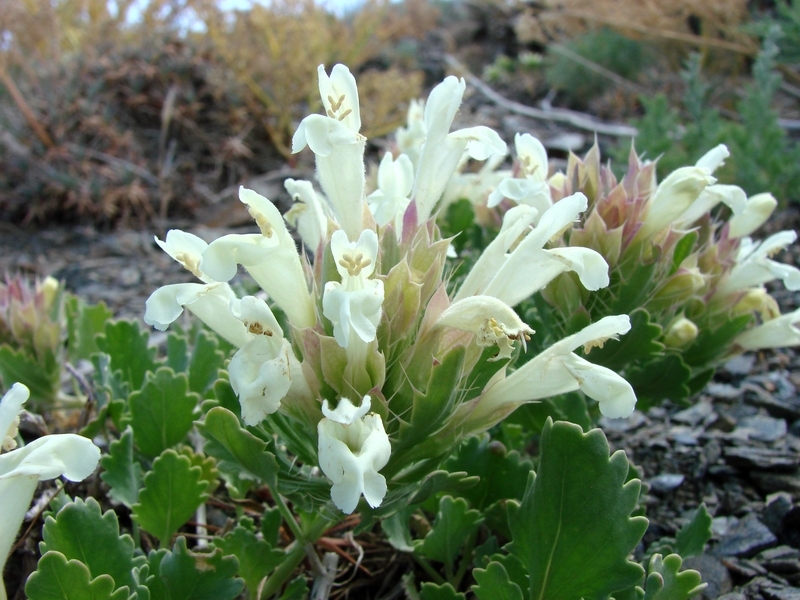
(670, 232), (699, 275)
(419, 582), (466, 600)
(508, 419), (647, 599)
(443, 435), (533, 510)
(0, 344), (59, 403)
(90, 353), (129, 407)
(166, 333), (189, 374)
(215, 521), (285, 593)
(188, 331), (226, 395)
(100, 427), (143, 507)
(26, 552), (129, 600)
(607, 257), (660, 315)
(65, 295), (113, 363)
(675, 504), (712, 558)
(472, 562), (524, 600)
(586, 309), (663, 372)
(278, 576), (309, 600)
(178, 447), (219, 495)
(383, 507), (415, 552)
(625, 354), (693, 408)
(96, 320), (159, 390)
(132, 450), (209, 546)
(415, 496), (483, 569)
(642, 554), (705, 600)
(39, 498), (141, 592)
(196, 407), (279, 488)
(682, 314), (752, 368)
(147, 537), (244, 600)
(125, 368), (199, 458)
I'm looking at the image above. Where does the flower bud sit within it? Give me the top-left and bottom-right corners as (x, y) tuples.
(663, 317), (699, 348)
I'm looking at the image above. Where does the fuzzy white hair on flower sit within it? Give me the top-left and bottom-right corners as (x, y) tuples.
(317, 396), (391, 514)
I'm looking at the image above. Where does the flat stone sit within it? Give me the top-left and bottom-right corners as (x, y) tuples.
(723, 355), (756, 376)
(718, 594), (746, 600)
(684, 555), (733, 599)
(707, 382), (743, 399)
(673, 400), (715, 426)
(716, 514), (778, 557)
(669, 425), (701, 446)
(762, 585), (800, 600)
(752, 473), (800, 496)
(598, 411), (649, 432)
(723, 447), (800, 472)
(737, 415), (788, 443)
(764, 494), (795, 534)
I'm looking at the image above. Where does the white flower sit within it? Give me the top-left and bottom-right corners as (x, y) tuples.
(317, 396), (391, 514)
(396, 99), (426, 167)
(283, 178), (330, 254)
(472, 316), (636, 427)
(367, 152), (414, 228)
(717, 231), (800, 294)
(322, 229), (384, 348)
(455, 193), (609, 306)
(200, 187), (317, 329)
(435, 295), (534, 361)
(728, 193), (778, 238)
(488, 133), (552, 214)
(674, 184), (747, 230)
(228, 297), (293, 426)
(413, 76), (507, 223)
(735, 307), (800, 350)
(637, 163), (717, 241)
(144, 282), (249, 347)
(292, 64), (366, 241)
(1, 384), (100, 600)
(155, 230), (212, 282)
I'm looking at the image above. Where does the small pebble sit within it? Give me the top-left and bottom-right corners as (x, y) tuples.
(649, 473), (685, 494)
(716, 514), (778, 557)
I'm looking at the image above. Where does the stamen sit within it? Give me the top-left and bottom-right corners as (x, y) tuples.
(174, 252), (204, 279)
(246, 322), (273, 336)
(339, 251), (371, 277)
(338, 109), (352, 121)
(249, 210), (274, 238)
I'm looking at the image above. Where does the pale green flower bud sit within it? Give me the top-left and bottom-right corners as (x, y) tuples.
(663, 317), (699, 348)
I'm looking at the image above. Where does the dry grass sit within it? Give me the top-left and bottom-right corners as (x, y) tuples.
(0, 0), (436, 225)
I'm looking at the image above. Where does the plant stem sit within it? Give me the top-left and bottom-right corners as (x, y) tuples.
(413, 555), (446, 586)
(272, 492), (305, 543)
(259, 501), (334, 599)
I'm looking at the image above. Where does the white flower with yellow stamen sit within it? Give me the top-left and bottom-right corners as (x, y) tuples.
(322, 229), (384, 348)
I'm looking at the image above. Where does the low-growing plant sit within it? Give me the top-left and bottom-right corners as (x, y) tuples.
(0, 62), (729, 600)
(620, 32), (800, 203)
(544, 27), (652, 105)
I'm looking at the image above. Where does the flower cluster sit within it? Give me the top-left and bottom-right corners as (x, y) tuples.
(456, 135), (800, 407)
(146, 64), (636, 514)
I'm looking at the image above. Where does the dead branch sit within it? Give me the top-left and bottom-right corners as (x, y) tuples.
(444, 55), (638, 138)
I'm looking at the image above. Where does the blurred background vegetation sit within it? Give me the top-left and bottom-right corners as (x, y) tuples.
(1, 0), (799, 225)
